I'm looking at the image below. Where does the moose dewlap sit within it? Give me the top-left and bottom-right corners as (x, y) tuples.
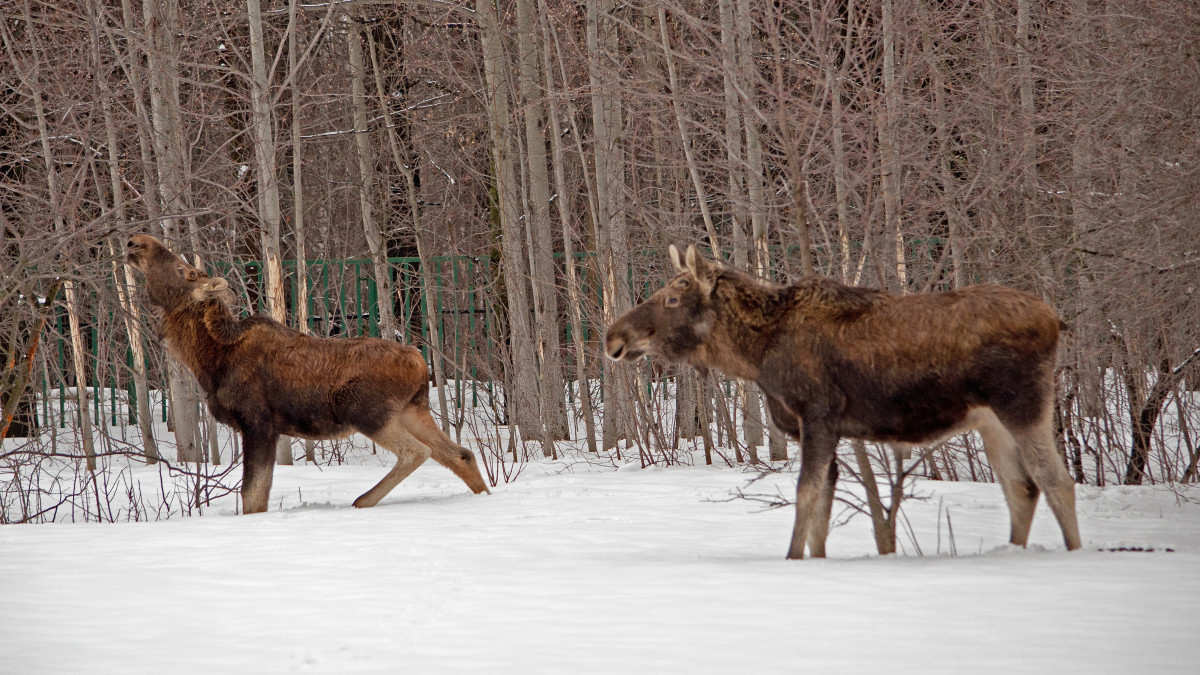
(127, 234), (490, 513)
(605, 244), (1081, 559)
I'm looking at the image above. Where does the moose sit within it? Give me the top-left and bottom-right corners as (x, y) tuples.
(605, 245), (1081, 559)
(126, 234), (490, 513)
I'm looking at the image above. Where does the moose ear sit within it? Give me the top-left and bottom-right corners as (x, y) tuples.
(668, 244), (685, 273)
(192, 277), (231, 303)
(684, 245), (715, 294)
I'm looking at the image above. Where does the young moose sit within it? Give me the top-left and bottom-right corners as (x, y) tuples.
(605, 245), (1081, 559)
(127, 234), (490, 513)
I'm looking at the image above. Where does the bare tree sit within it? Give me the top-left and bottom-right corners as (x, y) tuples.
(476, 0), (542, 443)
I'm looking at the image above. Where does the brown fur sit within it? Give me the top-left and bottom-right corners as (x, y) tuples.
(126, 234), (490, 513)
(606, 245), (1080, 559)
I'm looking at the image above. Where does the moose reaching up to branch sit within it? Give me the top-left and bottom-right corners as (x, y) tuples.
(605, 245), (1081, 559)
(127, 234), (490, 513)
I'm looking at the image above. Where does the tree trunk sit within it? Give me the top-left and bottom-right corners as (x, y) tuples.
(853, 439), (896, 555)
(827, 1), (854, 283)
(1123, 347), (1200, 485)
(139, 0), (203, 463)
(109, 240), (159, 464)
(880, 0), (906, 292)
(476, 0), (542, 442)
(347, 16), (397, 343)
(590, 0), (633, 451)
(516, 0), (569, 449)
(247, 0), (293, 466)
(540, 0), (597, 453)
(718, 0), (762, 459)
(23, 1), (95, 469)
(287, 0), (316, 463)
(1017, 0), (1038, 237)
(365, 22), (452, 434)
(765, 2), (813, 276)
(289, 0), (308, 338)
(91, 5), (159, 462)
(658, 7), (719, 254)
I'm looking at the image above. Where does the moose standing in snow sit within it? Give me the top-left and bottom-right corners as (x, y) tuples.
(605, 245), (1081, 559)
(127, 234), (490, 513)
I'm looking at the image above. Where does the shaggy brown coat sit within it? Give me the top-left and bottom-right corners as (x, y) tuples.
(605, 245), (1080, 559)
(127, 234), (489, 513)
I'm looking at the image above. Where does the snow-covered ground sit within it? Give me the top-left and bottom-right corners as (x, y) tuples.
(3, 450), (1198, 673)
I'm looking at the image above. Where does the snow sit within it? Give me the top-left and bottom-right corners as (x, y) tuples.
(3, 453), (1199, 673)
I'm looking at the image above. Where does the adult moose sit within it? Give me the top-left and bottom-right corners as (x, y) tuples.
(605, 245), (1081, 559)
(127, 234), (490, 513)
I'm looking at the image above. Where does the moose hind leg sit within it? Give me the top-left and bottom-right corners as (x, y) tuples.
(976, 409), (1039, 547)
(241, 431), (278, 514)
(353, 416), (433, 508)
(1012, 416), (1082, 551)
(399, 405), (491, 494)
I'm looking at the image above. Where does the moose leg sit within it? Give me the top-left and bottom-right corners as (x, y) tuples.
(353, 416), (434, 508)
(805, 458), (840, 558)
(1012, 414), (1082, 551)
(398, 405), (491, 494)
(976, 409), (1039, 547)
(788, 423), (838, 560)
(241, 430), (279, 514)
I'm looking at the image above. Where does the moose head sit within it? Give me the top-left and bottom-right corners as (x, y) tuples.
(126, 235), (234, 312)
(604, 244), (720, 366)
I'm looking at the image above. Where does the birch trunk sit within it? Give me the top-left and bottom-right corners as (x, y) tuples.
(827, 0), (855, 283)
(288, 0), (316, 463)
(1017, 0), (1038, 235)
(289, 0), (308, 338)
(109, 243), (158, 464)
(247, 0), (293, 465)
(733, 0), (785, 461)
(717, 0), (762, 459)
(22, 1), (94, 469)
(141, 0), (203, 463)
(517, 0), (569, 448)
(346, 16), (397, 342)
(765, 3), (813, 276)
(90, 4), (158, 463)
(853, 439), (896, 555)
(476, 0), (543, 441)
(880, 0), (906, 291)
(365, 24), (452, 434)
(658, 8), (719, 253)
(540, 0), (597, 452)
(591, 0), (633, 450)
(919, 0), (966, 289)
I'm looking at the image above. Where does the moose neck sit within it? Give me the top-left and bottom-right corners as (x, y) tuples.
(160, 301), (237, 394)
(697, 272), (787, 381)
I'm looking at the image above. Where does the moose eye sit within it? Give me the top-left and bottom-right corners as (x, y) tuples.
(665, 295), (680, 307)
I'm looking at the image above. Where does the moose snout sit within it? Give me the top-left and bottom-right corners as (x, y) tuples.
(125, 236), (147, 262)
(605, 334), (627, 361)
(604, 327), (649, 362)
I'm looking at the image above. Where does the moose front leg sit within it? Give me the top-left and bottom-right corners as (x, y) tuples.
(240, 429), (279, 514)
(787, 422), (839, 560)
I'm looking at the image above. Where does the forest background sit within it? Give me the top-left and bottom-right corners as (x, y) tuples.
(2, 0), (1199, 522)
